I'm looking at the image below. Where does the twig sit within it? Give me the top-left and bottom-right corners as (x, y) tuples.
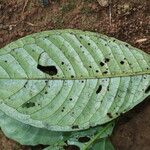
(25, 22), (37, 27)
(109, 0), (112, 26)
(136, 38), (147, 43)
(22, 0), (29, 17)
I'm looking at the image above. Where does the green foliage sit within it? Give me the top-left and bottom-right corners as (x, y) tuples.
(0, 110), (115, 149)
(0, 29), (149, 149)
(89, 138), (115, 150)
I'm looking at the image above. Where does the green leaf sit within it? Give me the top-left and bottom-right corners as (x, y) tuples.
(89, 138), (115, 150)
(0, 110), (114, 147)
(67, 121), (115, 150)
(0, 29), (149, 132)
(43, 146), (64, 150)
(0, 110), (65, 146)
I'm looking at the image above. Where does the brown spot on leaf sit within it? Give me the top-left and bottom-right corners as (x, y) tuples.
(96, 85), (102, 94)
(107, 112), (113, 118)
(69, 98), (73, 101)
(78, 136), (90, 143)
(71, 75), (74, 78)
(120, 61), (125, 65)
(100, 61), (105, 66)
(72, 125), (79, 129)
(37, 64), (58, 76)
(103, 71), (108, 74)
(22, 102), (35, 108)
(104, 58), (110, 63)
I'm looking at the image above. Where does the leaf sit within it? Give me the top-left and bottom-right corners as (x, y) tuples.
(89, 138), (115, 150)
(67, 121), (115, 150)
(0, 110), (65, 146)
(43, 146), (64, 150)
(0, 110), (114, 147)
(0, 29), (149, 131)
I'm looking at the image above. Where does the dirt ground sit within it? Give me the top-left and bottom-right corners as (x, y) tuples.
(0, 0), (150, 150)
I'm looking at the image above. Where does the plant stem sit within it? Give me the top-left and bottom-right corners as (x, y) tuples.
(83, 122), (112, 150)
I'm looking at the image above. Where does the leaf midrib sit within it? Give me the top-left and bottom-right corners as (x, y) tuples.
(0, 71), (149, 80)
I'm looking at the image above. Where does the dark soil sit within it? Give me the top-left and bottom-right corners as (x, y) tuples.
(0, 0), (150, 150)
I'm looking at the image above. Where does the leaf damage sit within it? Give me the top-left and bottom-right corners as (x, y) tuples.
(37, 64), (58, 76)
